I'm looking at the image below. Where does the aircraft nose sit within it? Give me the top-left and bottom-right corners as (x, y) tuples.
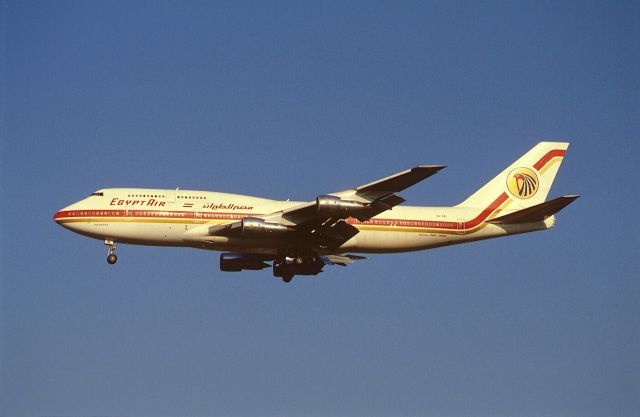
(53, 203), (76, 225)
(53, 208), (67, 225)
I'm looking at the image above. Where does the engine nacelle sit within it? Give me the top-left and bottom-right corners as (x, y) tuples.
(316, 195), (369, 217)
(239, 217), (294, 237)
(220, 253), (270, 272)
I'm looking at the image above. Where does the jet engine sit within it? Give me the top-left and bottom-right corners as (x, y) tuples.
(316, 195), (369, 217)
(220, 253), (270, 272)
(239, 217), (295, 237)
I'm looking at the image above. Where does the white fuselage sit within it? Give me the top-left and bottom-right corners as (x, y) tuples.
(54, 188), (553, 255)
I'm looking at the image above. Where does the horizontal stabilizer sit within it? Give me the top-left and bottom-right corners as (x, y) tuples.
(487, 195), (579, 224)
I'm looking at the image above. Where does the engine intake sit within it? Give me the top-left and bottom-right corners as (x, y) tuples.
(316, 195), (369, 217)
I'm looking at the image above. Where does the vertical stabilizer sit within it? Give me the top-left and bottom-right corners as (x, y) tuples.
(456, 142), (569, 210)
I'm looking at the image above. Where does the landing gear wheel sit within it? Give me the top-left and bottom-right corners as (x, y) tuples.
(104, 240), (117, 265)
(282, 274), (293, 283)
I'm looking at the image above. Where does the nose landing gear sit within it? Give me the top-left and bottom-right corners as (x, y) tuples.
(105, 240), (118, 265)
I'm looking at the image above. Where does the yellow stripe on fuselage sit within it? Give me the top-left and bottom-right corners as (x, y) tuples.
(56, 197), (515, 235)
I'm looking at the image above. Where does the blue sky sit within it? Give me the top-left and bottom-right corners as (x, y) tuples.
(1, 1), (638, 416)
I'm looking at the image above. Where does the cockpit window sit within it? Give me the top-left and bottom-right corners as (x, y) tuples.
(90, 192), (104, 196)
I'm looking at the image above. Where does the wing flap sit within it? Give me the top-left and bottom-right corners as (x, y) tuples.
(311, 219), (360, 249)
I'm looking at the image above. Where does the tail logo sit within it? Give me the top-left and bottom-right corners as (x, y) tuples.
(507, 167), (539, 199)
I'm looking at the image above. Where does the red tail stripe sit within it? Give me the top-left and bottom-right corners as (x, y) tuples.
(464, 192), (509, 228)
(533, 149), (566, 171)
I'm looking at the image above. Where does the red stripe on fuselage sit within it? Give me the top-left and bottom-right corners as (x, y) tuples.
(533, 149), (566, 171)
(53, 210), (253, 221)
(54, 193), (509, 231)
(345, 193), (508, 229)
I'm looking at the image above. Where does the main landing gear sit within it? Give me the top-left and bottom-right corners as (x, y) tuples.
(105, 240), (118, 265)
(273, 254), (324, 283)
(282, 273), (294, 283)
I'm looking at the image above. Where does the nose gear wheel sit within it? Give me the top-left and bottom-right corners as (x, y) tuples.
(105, 240), (118, 265)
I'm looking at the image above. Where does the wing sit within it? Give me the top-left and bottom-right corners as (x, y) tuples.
(343, 165), (448, 200)
(206, 165), (445, 249)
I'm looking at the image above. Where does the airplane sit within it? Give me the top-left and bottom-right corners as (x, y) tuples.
(54, 142), (578, 282)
